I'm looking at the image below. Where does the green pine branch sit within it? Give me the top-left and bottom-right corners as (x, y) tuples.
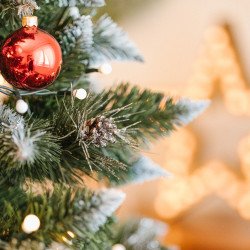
(0, 184), (123, 249)
(0, 81), (206, 186)
(98, 83), (187, 141)
(0, 106), (62, 185)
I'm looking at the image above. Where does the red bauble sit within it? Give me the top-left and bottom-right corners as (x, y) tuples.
(0, 25), (62, 90)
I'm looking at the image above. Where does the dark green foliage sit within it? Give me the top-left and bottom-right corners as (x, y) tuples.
(0, 105), (62, 185)
(98, 83), (186, 141)
(52, 95), (135, 180)
(24, 83), (192, 183)
(87, 83), (189, 171)
(0, 185), (115, 249)
(0, 81), (191, 186)
(0, 100), (131, 184)
(0, 1), (195, 249)
(0, 1), (21, 36)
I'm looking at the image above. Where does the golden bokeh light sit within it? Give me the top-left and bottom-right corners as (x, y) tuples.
(155, 26), (250, 220)
(184, 26), (250, 116)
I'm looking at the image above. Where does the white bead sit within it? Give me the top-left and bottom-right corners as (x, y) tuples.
(99, 63), (112, 75)
(22, 214), (40, 234)
(73, 88), (87, 100)
(112, 244), (126, 250)
(16, 99), (28, 114)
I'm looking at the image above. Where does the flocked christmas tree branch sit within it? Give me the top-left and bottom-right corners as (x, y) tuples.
(0, 84), (209, 185)
(0, 0), (209, 249)
(0, 184), (125, 250)
(113, 218), (169, 250)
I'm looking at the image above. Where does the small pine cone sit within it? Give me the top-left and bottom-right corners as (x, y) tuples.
(81, 116), (120, 147)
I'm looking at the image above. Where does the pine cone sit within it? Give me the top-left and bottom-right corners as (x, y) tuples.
(81, 116), (120, 147)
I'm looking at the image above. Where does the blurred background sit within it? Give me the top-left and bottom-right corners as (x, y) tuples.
(99, 0), (250, 250)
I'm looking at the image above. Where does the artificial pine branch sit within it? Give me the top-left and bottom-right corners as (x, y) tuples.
(96, 83), (209, 143)
(0, 1), (208, 249)
(0, 82), (207, 185)
(115, 156), (172, 186)
(52, 95), (136, 180)
(0, 105), (62, 184)
(57, 14), (93, 85)
(90, 15), (144, 64)
(90, 84), (209, 180)
(25, 83), (208, 183)
(0, 185), (122, 249)
(73, 188), (125, 233)
(59, 15), (93, 56)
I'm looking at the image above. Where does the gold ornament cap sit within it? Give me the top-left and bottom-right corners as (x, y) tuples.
(22, 16), (38, 27)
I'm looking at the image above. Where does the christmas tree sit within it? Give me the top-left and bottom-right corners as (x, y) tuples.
(0, 1), (208, 249)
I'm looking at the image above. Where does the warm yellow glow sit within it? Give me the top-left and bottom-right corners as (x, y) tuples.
(155, 138), (250, 219)
(156, 161), (242, 219)
(154, 25), (250, 221)
(62, 236), (73, 245)
(67, 231), (75, 238)
(237, 192), (250, 219)
(112, 244), (126, 250)
(155, 193), (183, 219)
(183, 26), (250, 116)
(224, 89), (250, 116)
(161, 128), (196, 175)
(238, 135), (250, 180)
(73, 88), (87, 100)
(22, 214), (40, 234)
(99, 63), (112, 75)
(189, 174), (209, 199)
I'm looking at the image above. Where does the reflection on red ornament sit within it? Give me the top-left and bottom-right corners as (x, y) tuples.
(0, 24), (62, 90)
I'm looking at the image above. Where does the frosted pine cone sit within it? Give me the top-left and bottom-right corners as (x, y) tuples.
(81, 116), (121, 147)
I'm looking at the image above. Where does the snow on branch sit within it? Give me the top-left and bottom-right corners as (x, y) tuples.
(45, 0), (105, 7)
(176, 99), (210, 125)
(75, 189), (126, 232)
(16, 0), (39, 17)
(60, 15), (93, 55)
(127, 156), (172, 185)
(90, 15), (144, 64)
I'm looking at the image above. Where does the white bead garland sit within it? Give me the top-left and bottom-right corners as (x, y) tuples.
(112, 244), (126, 250)
(73, 88), (87, 100)
(16, 99), (28, 114)
(99, 63), (112, 75)
(22, 214), (40, 234)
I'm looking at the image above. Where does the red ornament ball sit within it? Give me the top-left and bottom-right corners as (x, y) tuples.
(0, 25), (62, 90)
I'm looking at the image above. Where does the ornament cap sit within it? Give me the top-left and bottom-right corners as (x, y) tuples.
(22, 16), (38, 27)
